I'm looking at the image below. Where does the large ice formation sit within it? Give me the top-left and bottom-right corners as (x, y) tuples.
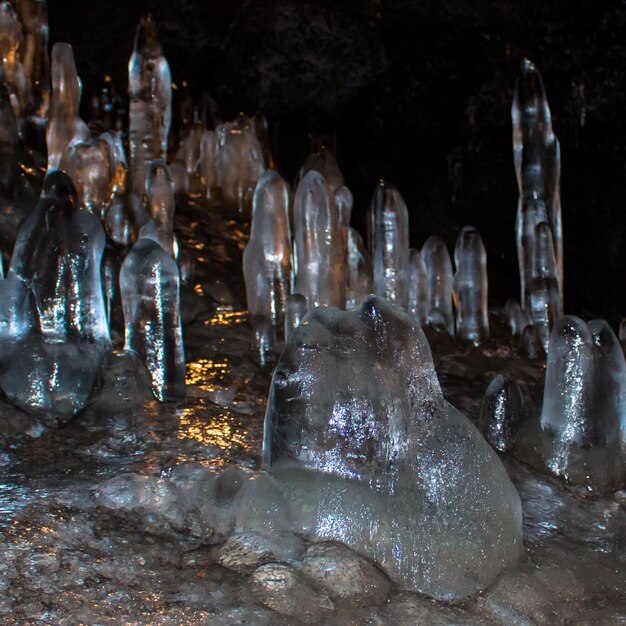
(512, 59), (563, 311)
(421, 235), (454, 335)
(262, 296), (522, 599)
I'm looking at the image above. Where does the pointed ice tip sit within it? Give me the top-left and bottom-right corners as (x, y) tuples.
(521, 58), (536, 73)
(134, 13), (162, 57)
(42, 171), (79, 207)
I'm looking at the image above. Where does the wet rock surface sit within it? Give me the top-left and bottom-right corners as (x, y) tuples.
(0, 195), (624, 624)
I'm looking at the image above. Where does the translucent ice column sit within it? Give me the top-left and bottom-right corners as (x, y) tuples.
(120, 222), (185, 401)
(199, 129), (218, 198)
(216, 124), (265, 214)
(60, 137), (113, 216)
(367, 181), (409, 308)
(0, 1), (26, 117)
(298, 145), (344, 193)
(512, 59), (563, 310)
(345, 227), (372, 311)
(145, 160), (176, 256)
(243, 171), (292, 348)
(453, 226), (489, 344)
(528, 221), (562, 352)
(284, 293), (307, 342)
(263, 296), (522, 599)
(46, 43), (89, 171)
(504, 298), (529, 336)
(293, 170), (345, 308)
(16, 0), (50, 117)
(128, 14), (172, 196)
(479, 375), (523, 452)
(540, 316), (595, 474)
(407, 248), (428, 326)
(421, 235), (454, 335)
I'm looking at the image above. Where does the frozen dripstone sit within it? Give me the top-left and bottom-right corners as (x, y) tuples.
(199, 129), (218, 198)
(540, 316), (595, 474)
(298, 145), (344, 194)
(529, 221), (562, 353)
(128, 14), (171, 196)
(60, 138), (113, 216)
(335, 185), (353, 227)
(512, 59), (563, 310)
(120, 222), (185, 401)
(216, 124), (265, 213)
(145, 160), (175, 256)
(16, 0), (50, 117)
(453, 226), (489, 344)
(0, 1), (26, 118)
(588, 320), (626, 452)
(367, 181), (409, 308)
(407, 248), (428, 326)
(46, 43), (89, 171)
(102, 251), (117, 328)
(293, 170), (345, 308)
(243, 171), (291, 329)
(262, 296), (522, 599)
(504, 298), (529, 336)
(284, 294), (307, 342)
(479, 375), (524, 452)
(345, 227), (372, 311)
(421, 235), (454, 335)
(0, 172), (111, 420)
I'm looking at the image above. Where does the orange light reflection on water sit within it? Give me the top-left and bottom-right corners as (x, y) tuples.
(177, 407), (250, 456)
(186, 358), (229, 393)
(205, 309), (248, 326)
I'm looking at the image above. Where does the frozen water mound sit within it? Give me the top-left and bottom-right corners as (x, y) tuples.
(262, 296), (522, 600)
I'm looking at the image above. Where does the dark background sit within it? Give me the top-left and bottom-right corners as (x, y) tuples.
(48, 0), (626, 324)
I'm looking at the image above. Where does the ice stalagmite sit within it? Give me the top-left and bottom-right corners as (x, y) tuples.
(199, 129), (218, 198)
(407, 248), (428, 326)
(479, 375), (523, 452)
(284, 293), (307, 342)
(0, 172), (111, 421)
(46, 43), (89, 171)
(512, 59), (563, 310)
(216, 124), (265, 214)
(540, 316), (595, 474)
(263, 296), (522, 599)
(60, 138), (113, 216)
(243, 170), (292, 360)
(298, 145), (344, 193)
(529, 221), (562, 353)
(453, 226), (489, 344)
(120, 221), (185, 402)
(145, 160), (175, 256)
(421, 235), (454, 335)
(128, 14), (171, 196)
(345, 227), (372, 311)
(293, 170), (345, 308)
(16, 0), (50, 117)
(588, 320), (626, 452)
(335, 184), (353, 227)
(504, 298), (529, 336)
(0, 1), (26, 118)
(367, 181), (409, 309)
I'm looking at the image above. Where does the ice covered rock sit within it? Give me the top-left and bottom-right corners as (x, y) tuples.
(262, 296), (522, 599)
(120, 222), (185, 401)
(243, 170), (292, 352)
(512, 59), (563, 310)
(479, 375), (524, 452)
(128, 14), (171, 196)
(293, 170), (345, 308)
(46, 43), (89, 172)
(421, 235), (454, 335)
(367, 181), (409, 308)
